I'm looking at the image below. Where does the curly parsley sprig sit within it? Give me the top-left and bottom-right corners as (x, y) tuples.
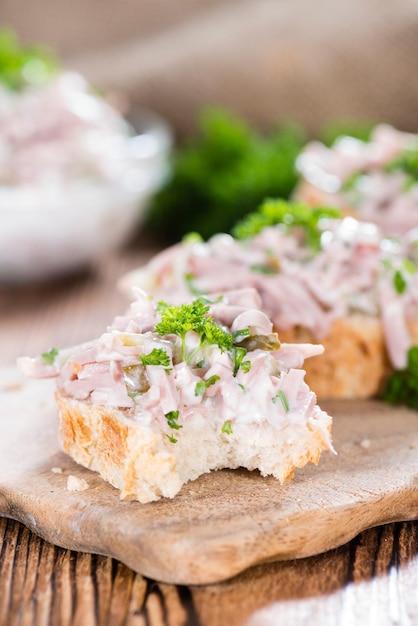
(0, 29), (58, 91)
(232, 199), (341, 253)
(155, 298), (233, 363)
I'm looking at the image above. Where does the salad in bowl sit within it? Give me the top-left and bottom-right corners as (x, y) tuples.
(0, 30), (171, 283)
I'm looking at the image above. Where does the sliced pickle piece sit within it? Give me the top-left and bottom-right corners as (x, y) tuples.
(240, 333), (281, 352)
(122, 363), (150, 394)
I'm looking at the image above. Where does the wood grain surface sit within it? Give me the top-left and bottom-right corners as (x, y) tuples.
(1, 237), (418, 625)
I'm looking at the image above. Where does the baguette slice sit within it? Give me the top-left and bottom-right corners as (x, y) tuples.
(56, 391), (332, 503)
(294, 124), (418, 236)
(119, 206), (418, 401)
(19, 288), (333, 503)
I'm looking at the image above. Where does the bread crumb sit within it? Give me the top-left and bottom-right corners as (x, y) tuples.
(67, 475), (89, 492)
(51, 467), (63, 474)
(360, 438), (371, 449)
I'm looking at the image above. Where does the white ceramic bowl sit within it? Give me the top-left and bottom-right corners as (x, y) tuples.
(0, 108), (172, 284)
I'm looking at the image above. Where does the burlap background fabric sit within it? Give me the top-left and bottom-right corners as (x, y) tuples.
(2, 0), (418, 137)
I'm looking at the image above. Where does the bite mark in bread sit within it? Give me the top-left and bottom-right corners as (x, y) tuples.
(19, 289), (333, 503)
(56, 390), (332, 503)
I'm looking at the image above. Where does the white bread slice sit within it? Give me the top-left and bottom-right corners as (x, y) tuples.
(56, 390), (332, 503)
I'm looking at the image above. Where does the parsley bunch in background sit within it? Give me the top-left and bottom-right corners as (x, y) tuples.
(145, 107), (306, 242)
(145, 107), (376, 243)
(0, 28), (58, 91)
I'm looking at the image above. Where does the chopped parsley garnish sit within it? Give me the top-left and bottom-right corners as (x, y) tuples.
(384, 258), (417, 295)
(166, 434), (178, 444)
(382, 346), (418, 410)
(41, 347), (59, 365)
(140, 348), (170, 367)
(182, 232), (204, 244)
(0, 29), (58, 91)
(393, 270), (407, 295)
(221, 420), (233, 435)
(249, 263), (278, 275)
(155, 298), (233, 363)
(232, 328), (251, 342)
(195, 375), (220, 396)
(240, 360), (251, 373)
(232, 199), (341, 253)
(384, 148), (418, 180)
(165, 410), (182, 430)
(184, 272), (205, 296)
(272, 389), (290, 412)
(232, 346), (248, 376)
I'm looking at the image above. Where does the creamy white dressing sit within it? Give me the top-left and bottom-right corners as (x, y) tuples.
(18, 288), (324, 435)
(0, 72), (134, 187)
(120, 217), (418, 369)
(296, 124), (418, 235)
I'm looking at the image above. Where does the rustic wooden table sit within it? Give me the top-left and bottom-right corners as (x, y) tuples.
(1, 235), (418, 626)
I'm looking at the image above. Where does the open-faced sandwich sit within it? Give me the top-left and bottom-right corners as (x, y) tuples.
(295, 124), (418, 236)
(18, 287), (332, 503)
(120, 200), (418, 401)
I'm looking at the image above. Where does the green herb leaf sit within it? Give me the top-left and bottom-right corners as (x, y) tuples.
(231, 328), (251, 342)
(232, 346), (247, 376)
(155, 298), (233, 363)
(272, 389), (290, 412)
(195, 374), (220, 396)
(249, 264), (278, 275)
(140, 348), (170, 367)
(182, 232), (204, 244)
(232, 199), (341, 253)
(0, 29), (58, 91)
(384, 147), (418, 180)
(165, 410), (182, 430)
(391, 259), (417, 295)
(184, 272), (205, 296)
(41, 347), (59, 365)
(393, 269), (407, 294)
(240, 360), (251, 373)
(221, 420), (233, 435)
(166, 434), (178, 443)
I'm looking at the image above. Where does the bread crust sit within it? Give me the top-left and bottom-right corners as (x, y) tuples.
(278, 314), (418, 399)
(56, 389), (332, 503)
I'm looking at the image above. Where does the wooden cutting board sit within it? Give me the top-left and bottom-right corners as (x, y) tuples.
(1, 366), (418, 586)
